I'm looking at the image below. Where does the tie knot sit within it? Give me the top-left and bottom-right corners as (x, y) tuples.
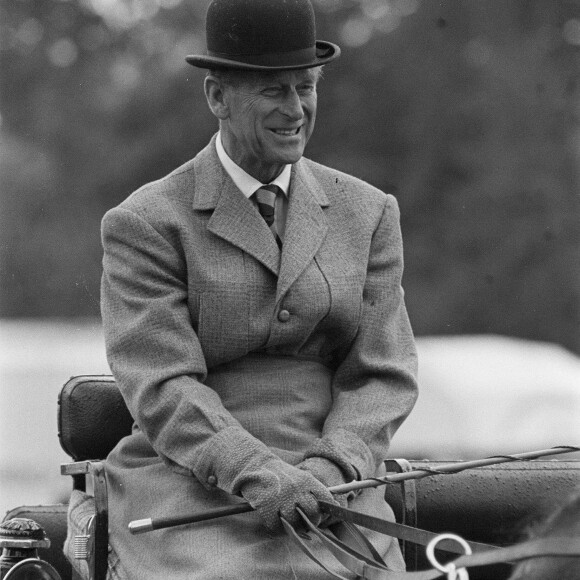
(255, 184), (281, 206)
(254, 184), (282, 240)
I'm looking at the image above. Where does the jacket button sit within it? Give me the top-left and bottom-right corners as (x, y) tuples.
(207, 475), (218, 487)
(278, 309), (290, 322)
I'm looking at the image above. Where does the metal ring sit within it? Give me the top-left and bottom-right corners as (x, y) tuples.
(426, 533), (472, 573)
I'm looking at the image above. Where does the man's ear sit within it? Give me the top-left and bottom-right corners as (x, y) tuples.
(204, 75), (229, 120)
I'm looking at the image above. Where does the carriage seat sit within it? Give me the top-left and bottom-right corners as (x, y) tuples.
(3, 375), (579, 580)
(56, 375), (133, 580)
(58, 375), (133, 465)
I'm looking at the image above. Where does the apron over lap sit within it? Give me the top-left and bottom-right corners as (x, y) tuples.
(72, 355), (404, 579)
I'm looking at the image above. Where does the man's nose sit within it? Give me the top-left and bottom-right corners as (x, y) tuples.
(280, 89), (304, 120)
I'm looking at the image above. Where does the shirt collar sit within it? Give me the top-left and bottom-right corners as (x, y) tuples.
(216, 131), (291, 199)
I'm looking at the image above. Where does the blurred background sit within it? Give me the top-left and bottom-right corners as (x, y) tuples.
(1, 0), (579, 517)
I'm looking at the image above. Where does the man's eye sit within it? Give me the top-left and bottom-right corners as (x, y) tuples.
(298, 85), (315, 95)
(261, 87), (281, 96)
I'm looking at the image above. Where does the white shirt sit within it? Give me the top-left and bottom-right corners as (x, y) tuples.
(216, 131), (290, 241)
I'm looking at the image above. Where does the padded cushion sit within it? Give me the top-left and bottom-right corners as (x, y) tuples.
(2, 505), (72, 580)
(58, 375), (133, 461)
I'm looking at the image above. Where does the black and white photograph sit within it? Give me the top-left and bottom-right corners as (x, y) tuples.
(1, 1), (579, 579)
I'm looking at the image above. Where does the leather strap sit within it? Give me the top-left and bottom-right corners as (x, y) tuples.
(318, 502), (498, 555)
(282, 506), (580, 580)
(281, 517), (353, 580)
(297, 508), (390, 580)
(402, 538), (580, 580)
(339, 521), (390, 567)
(444, 537), (580, 569)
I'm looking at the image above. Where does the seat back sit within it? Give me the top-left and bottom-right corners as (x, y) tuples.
(58, 375), (133, 461)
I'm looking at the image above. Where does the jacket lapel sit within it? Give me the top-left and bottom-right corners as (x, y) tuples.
(276, 160), (329, 302)
(192, 136), (281, 276)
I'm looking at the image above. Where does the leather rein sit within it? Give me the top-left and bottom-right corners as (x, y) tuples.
(281, 502), (580, 580)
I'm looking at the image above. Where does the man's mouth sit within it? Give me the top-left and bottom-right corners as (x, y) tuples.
(271, 127), (301, 136)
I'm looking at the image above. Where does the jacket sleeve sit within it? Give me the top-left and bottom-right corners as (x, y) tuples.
(301, 194), (418, 482)
(101, 206), (293, 492)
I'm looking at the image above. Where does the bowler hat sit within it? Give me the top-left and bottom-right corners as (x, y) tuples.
(186, 0), (340, 71)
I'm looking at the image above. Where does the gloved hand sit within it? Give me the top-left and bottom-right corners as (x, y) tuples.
(191, 427), (340, 532)
(238, 458), (337, 532)
(296, 456), (352, 509)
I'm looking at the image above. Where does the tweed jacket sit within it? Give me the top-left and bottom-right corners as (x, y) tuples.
(101, 134), (418, 499)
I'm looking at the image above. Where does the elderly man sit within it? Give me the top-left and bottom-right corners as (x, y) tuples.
(66, 0), (418, 578)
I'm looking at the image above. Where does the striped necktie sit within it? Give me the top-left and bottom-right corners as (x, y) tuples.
(254, 184), (283, 249)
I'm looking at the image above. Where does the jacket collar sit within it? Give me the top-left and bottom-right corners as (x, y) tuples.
(192, 134), (329, 288)
(215, 131), (291, 199)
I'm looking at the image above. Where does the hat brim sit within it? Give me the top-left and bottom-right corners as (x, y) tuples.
(185, 40), (340, 71)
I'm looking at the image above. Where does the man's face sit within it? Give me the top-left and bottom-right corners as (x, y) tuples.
(219, 68), (319, 183)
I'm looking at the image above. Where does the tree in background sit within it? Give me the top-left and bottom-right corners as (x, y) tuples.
(1, 0), (578, 353)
